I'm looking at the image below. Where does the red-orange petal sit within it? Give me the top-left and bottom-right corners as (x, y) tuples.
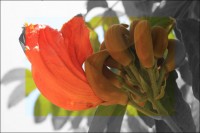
(24, 16), (102, 110)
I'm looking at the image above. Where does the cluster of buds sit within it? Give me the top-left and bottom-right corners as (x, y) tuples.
(85, 17), (186, 118)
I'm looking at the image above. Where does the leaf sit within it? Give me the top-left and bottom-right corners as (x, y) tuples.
(2, 68), (36, 108)
(89, 30), (100, 53)
(175, 19), (199, 100)
(86, 0), (108, 13)
(34, 94), (51, 123)
(178, 61), (192, 86)
(1, 68), (25, 84)
(127, 116), (150, 132)
(51, 105), (70, 130)
(7, 82), (25, 108)
(88, 105), (126, 132)
(70, 108), (96, 117)
(102, 9), (119, 33)
(127, 104), (155, 128)
(87, 16), (102, 29)
(155, 71), (196, 132)
(126, 105), (138, 116)
(25, 69), (37, 96)
(71, 117), (83, 129)
(153, 0), (193, 18)
(122, 1), (155, 18)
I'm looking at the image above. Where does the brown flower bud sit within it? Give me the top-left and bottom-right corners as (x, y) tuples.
(151, 26), (168, 59)
(100, 41), (106, 51)
(165, 39), (186, 72)
(134, 20), (154, 68)
(85, 50), (128, 106)
(130, 19), (140, 43)
(105, 24), (133, 66)
(99, 41), (122, 69)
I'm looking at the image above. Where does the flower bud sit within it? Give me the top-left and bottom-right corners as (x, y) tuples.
(165, 39), (186, 72)
(130, 20), (140, 43)
(85, 50), (128, 106)
(151, 26), (168, 59)
(105, 24), (133, 66)
(99, 41), (122, 69)
(134, 20), (154, 68)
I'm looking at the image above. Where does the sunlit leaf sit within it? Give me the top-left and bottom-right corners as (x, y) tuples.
(89, 29), (100, 53)
(122, 1), (155, 18)
(51, 105), (70, 130)
(34, 94), (51, 123)
(168, 30), (176, 39)
(7, 82), (25, 108)
(87, 16), (102, 29)
(25, 69), (36, 96)
(70, 108), (96, 117)
(1, 68), (36, 107)
(1, 68), (25, 84)
(88, 105), (126, 132)
(86, 0), (108, 13)
(126, 105), (138, 116)
(102, 9), (119, 33)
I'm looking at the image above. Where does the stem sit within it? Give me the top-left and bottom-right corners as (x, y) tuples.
(146, 68), (159, 99)
(122, 84), (146, 100)
(158, 66), (167, 89)
(124, 67), (138, 85)
(128, 63), (141, 84)
(128, 94), (161, 120)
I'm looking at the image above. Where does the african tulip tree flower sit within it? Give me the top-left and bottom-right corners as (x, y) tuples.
(20, 16), (105, 110)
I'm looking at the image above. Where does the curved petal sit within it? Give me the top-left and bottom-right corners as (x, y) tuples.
(85, 50), (128, 106)
(24, 16), (102, 110)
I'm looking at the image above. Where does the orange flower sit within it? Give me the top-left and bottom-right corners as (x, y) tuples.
(23, 16), (103, 110)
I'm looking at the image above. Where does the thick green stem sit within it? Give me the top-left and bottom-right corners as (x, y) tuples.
(158, 66), (167, 88)
(122, 84), (146, 100)
(128, 94), (161, 120)
(146, 68), (159, 99)
(128, 63), (141, 84)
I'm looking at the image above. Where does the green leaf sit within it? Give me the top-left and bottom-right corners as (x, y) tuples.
(34, 94), (51, 116)
(8, 82), (25, 108)
(34, 94), (51, 123)
(25, 69), (36, 96)
(69, 108), (96, 117)
(168, 30), (176, 39)
(51, 104), (71, 130)
(52, 104), (70, 116)
(87, 16), (102, 29)
(155, 71), (196, 132)
(88, 105), (126, 132)
(102, 9), (119, 33)
(1, 68), (25, 84)
(89, 30), (100, 53)
(126, 105), (138, 116)
(146, 17), (175, 33)
(86, 0), (108, 13)
(122, 1), (155, 17)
